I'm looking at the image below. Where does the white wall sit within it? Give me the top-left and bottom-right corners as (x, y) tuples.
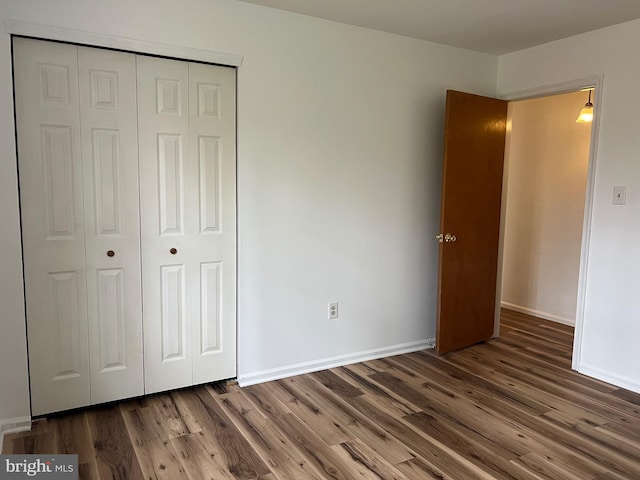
(0, 28), (30, 430)
(0, 0), (498, 422)
(501, 92), (591, 325)
(499, 19), (640, 392)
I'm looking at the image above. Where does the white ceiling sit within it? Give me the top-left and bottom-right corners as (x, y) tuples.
(238, 0), (640, 54)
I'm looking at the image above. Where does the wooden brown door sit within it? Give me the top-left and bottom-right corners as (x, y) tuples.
(436, 90), (508, 354)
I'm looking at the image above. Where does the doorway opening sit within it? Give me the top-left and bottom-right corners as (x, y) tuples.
(497, 87), (597, 363)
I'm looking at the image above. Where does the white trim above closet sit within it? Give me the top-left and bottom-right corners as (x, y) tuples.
(5, 20), (244, 67)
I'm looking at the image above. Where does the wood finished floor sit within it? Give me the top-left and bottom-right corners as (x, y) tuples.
(4, 309), (640, 479)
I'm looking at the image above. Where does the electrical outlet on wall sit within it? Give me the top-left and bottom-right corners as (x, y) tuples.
(328, 301), (338, 319)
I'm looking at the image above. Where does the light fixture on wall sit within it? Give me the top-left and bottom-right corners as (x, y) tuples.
(576, 89), (594, 123)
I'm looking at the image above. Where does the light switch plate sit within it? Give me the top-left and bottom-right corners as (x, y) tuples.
(613, 186), (627, 205)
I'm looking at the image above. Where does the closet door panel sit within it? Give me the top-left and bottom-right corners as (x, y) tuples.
(137, 56), (193, 394)
(13, 38), (90, 415)
(189, 62), (237, 385)
(78, 46), (144, 404)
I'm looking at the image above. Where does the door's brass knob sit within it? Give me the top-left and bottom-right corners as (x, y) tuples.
(170, 248), (177, 255)
(107, 250), (115, 257)
(444, 233), (457, 243)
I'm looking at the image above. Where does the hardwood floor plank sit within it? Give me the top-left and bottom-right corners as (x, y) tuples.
(87, 407), (145, 480)
(396, 352), (616, 475)
(345, 394), (498, 479)
(274, 377), (353, 445)
(611, 387), (640, 406)
(501, 309), (574, 334)
(118, 397), (152, 412)
(513, 452), (590, 480)
(294, 374), (417, 465)
(499, 326), (571, 355)
(144, 393), (193, 438)
(215, 389), (327, 480)
(121, 406), (187, 479)
(483, 340), (618, 393)
(372, 355), (618, 479)
(242, 383), (292, 417)
(51, 413), (93, 461)
(348, 361), (383, 376)
(403, 411), (525, 480)
(494, 334), (574, 369)
(600, 418), (640, 444)
(171, 433), (238, 480)
(593, 472), (632, 480)
(397, 352), (552, 417)
(1, 419), (55, 455)
(52, 413), (99, 479)
(501, 323), (573, 349)
(359, 358), (391, 373)
(245, 379), (414, 480)
(421, 353), (639, 478)
(334, 365), (422, 417)
(543, 409), (640, 462)
(20, 426), (56, 454)
(260, 411), (363, 480)
(367, 370), (537, 457)
(332, 439), (411, 480)
(501, 312), (573, 337)
(5, 309), (640, 480)
(421, 350), (610, 425)
(192, 387), (271, 479)
(457, 344), (640, 425)
(393, 457), (461, 480)
(169, 390), (206, 435)
(310, 369), (364, 399)
(3, 437), (24, 454)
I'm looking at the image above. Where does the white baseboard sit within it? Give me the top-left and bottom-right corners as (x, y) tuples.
(0, 416), (31, 452)
(577, 363), (640, 394)
(238, 339), (434, 387)
(501, 302), (575, 326)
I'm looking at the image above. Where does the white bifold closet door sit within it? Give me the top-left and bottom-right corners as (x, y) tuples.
(15, 37), (236, 415)
(14, 38), (144, 415)
(137, 56), (237, 394)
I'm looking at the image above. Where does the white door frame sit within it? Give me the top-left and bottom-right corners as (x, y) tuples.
(495, 75), (604, 371)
